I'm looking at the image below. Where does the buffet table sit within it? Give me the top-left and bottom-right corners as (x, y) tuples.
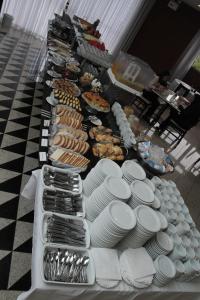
(17, 12), (200, 300)
(17, 172), (200, 300)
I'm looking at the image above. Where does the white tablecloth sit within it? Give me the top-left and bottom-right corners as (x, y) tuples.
(17, 172), (200, 300)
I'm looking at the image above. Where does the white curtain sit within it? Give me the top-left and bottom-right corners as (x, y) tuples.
(1, 0), (67, 38)
(1, 0), (151, 52)
(67, 0), (147, 53)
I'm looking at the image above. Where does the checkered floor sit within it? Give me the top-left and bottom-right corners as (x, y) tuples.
(0, 29), (44, 297)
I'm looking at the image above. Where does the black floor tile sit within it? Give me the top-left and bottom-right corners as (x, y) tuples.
(18, 211), (34, 223)
(0, 157), (25, 173)
(12, 116), (31, 127)
(0, 253), (12, 289)
(0, 197), (19, 220)
(0, 175), (22, 194)
(3, 142), (27, 155)
(9, 270), (31, 291)
(15, 238), (32, 253)
(15, 106), (33, 115)
(0, 100), (13, 108)
(6, 128), (29, 139)
(0, 222), (16, 250)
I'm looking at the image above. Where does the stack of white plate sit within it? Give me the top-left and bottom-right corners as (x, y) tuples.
(145, 232), (174, 260)
(121, 160), (146, 184)
(118, 205), (161, 250)
(128, 181), (155, 209)
(83, 159), (122, 196)
(90, 201), (136, 248)
(153, 255), (176, 287)
(86, 176), (131, 221)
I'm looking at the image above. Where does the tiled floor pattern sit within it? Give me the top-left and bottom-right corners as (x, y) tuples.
(0, 29), (44, 298)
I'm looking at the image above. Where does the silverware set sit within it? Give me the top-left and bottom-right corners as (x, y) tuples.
(41, 109), (51, 119)
(43, 167), (80, 193)
(45, 214), (86, 246)
(44, 248), (89, 283)
(43, 189), (83, 215)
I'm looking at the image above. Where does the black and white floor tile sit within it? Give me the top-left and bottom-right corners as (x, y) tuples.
(0, 29), (44, 297)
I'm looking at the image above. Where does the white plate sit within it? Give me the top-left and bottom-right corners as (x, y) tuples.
(108, 201), (136, 231)
(46, 80), (53, 87)
(46, 95), (58, 106)
(135, 205), (161, 233)
(156, 255), (176, 279)
(131, 181), (154, 204)
(122, 160), (146, 181)
(96, 279), (120, 288)
(98, 159), (122, 178)
(104, 176), (131, 200)
(47, 70), (62, 78)
(156, 232), (174, 252)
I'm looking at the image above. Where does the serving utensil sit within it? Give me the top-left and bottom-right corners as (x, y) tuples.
(44, 248), (89, 283)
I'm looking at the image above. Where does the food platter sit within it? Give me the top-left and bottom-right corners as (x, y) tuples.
(82, 92), (110, 113)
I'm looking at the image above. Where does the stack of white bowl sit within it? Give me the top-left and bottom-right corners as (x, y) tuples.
(145, 232), (174, 260)
(86, 176), (131, 221)
(174, 260), (185, 279)
(151, 196), (161, 210)
(90, 200), (136, 248)
(83, 158), (122, 196)
(156, 211), (168, 230)
(112, 102), (136, 147)
(121, 160), (146, 184)
(153, 255), (176, 287)
(129, 180), (155, 209)
(144, 178), (155, 191)
(118, 205), (161, 250)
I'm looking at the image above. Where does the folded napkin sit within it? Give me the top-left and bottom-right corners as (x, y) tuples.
(91, 248), (121, 281)
(21, 169), (41, 200)
(120, 247), (156, 288)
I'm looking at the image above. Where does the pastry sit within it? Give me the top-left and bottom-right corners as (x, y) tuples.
(52, 79), (80, 97)
(55, 115), (82, 129)
(82, 92), (110, 112)
(52, 134), (89, 155)
(89, 126), (120, 144)
(92, 143), (124, 160)
(54, 91), (82, 111)
(56, 126), (88, 141)
(50, 148), (90, 168)
(55, 105), (83, 121)
(66, 63), (81, 73)
(80, 72), (94, 86)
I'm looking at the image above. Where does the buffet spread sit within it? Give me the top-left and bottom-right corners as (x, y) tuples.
(18, 10), (200, 300)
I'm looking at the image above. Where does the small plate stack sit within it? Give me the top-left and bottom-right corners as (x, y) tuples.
(129, 181), (155, 209)
(90, 201), (136, 248)
(145, 232), (174, 260)
(86, 176), (131, 221)
(153, 255), (176, 287)
(118, 205), (161, 250)
(83, 159), (122, 196)
(121, 160), (146, 184)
